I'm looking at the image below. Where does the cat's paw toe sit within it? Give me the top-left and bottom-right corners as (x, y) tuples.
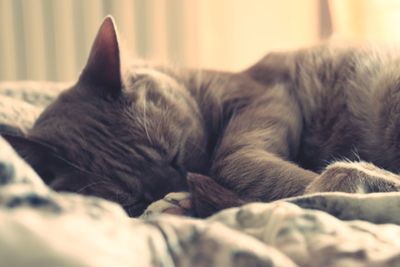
(164, 192), (192, 211)
(140, 192), (193, 218)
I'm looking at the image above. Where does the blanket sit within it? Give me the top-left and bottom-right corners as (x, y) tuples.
(1, 81), (400, 267)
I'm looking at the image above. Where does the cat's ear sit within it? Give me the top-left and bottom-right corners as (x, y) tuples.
(78, 16), (122, 98)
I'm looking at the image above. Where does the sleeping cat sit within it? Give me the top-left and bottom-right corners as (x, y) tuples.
(5, 16), (400, 217)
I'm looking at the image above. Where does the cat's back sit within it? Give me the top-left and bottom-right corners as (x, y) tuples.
(293, 45), (400, 171)
(248, 45), (400, 172)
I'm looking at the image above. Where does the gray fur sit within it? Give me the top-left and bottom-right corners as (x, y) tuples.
(9, 18), (400, 216)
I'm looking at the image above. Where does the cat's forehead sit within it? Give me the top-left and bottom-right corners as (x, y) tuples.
(127, 64), (181, 86)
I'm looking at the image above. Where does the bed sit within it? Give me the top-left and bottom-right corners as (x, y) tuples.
(1, 81), (400, 267)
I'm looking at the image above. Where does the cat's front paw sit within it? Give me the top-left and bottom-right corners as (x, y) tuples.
(304, 161), (400, 194)
(140, 192), (193, 218)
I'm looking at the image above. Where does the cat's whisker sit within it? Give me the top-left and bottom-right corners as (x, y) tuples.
(76, 181), (112, 193)
(52, 154), (111, 182)
(141, 92), (152, 144)
(351, 146), (361, 161)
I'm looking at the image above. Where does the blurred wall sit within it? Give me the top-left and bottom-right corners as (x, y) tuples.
(0, 0), (321, 81)
(330, 0), (400, 42)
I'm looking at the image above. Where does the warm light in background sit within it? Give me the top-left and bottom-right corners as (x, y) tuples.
(330, 0), (400, 42)
(1, 0), (400, 82)
(0, 0), (321, 81)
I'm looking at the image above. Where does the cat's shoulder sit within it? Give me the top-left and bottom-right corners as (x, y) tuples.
(245, 42), (400, 84)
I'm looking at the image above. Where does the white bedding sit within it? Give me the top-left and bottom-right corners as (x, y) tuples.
(1, 137), (400, 267)
(1, 81), (400, 267)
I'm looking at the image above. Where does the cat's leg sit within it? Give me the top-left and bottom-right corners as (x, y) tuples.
(305, 161), (400, 194)
(209, 83), (318, 203)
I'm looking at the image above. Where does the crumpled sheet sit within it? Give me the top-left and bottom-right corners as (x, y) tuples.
(1, 81), (400, 267)
(1, 137), (400, 267)
(0, 81), (68, 135)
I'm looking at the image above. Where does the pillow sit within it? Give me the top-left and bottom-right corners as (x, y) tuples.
(0, 81), (69, 135)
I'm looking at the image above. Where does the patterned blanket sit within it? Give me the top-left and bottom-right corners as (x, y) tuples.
(1, 82), (400, 267)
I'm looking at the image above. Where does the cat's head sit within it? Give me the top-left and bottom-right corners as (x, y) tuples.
(4, 16), (208, 216)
